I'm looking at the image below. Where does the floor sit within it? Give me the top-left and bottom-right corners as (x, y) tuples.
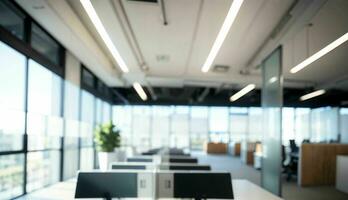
(193, 152), (348, 200)
(19, 152), (348, 200)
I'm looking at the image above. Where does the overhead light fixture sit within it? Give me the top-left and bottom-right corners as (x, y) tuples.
(300, 89), (325, 101)
(201, 0), (244, 73)
(133, 82), (148, 101)
(230, 84), (255, 102)
(290, 32), (348, 74)
(80, 0), (129, 73)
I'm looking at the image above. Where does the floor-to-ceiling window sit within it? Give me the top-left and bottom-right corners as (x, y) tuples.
(170, 106), (189, 149)
(209, 107), (229, 143)
(132, 106), (151, 152)
(311, 107), (339, 143)
(62, 81), (80, 180)
(229, 107), (248, 142)
(0, 41), (26, 199)
(0, 1), (113, 196)
(26, 59), (62, 192)
(102, 101), (111, 123)
(112, 106), (132, 146)
(151, 106), (172, 149)
(340, 108), (348, 143)
(79, 91), (95, 171)
(189, 107), (208, 150)
(282, 108), (295, 145)
(248, 107), (263, 142)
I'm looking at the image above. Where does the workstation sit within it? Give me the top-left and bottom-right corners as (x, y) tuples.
(1, 0), (348, 200)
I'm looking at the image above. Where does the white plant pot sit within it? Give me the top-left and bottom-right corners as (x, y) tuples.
(98, 151), (118, 171)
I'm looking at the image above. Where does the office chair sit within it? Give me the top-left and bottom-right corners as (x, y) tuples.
(289, 140), (298, 153)
(283, 143), (298, 182)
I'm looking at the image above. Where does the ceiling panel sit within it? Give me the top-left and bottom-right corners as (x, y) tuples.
(123, 0), (202, 77)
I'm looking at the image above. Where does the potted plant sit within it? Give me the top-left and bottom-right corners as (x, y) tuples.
(94, 122), (121, 170)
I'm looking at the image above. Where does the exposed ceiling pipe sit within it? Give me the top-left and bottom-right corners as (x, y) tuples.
(245, 0), (327, 71)
(197, 88), (210, 102)
(159, 0), (168, 26)
(146, 83), (158, 100)
(245, 0), (299, 71)
(111, 0), (148, 72)
(184, 0), (204, 74)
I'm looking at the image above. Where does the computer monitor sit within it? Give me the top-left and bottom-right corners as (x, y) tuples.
(127, 157), (153, 162)
(173, 172), (233, 199)
(111, 164), (147, 170)
(169, 165), (211, 171)
(169, 157), (198, 163)
(75, 172), (137, 199)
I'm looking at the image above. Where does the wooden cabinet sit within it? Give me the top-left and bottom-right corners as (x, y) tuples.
(299, 144), (348, 186)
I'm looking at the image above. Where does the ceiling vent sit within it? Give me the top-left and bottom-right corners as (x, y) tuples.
(212, 65), (230, 73)
(156, 54), (170, 62)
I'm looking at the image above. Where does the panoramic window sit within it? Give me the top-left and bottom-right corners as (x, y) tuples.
(26, 59), (62, 191)
(0, 42), (26, 152)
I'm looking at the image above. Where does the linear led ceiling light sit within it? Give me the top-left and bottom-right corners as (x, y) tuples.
(201, 0), (244, 73)
(133, 82), (148, 101)
(290, 32), (348, 74)
(300, 89), (325, 101)
(230, 84), (255, 102)
(80, 0), (129, 73)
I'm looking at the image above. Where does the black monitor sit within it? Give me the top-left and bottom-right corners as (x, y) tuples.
(127, 157), (153, 162)
(75, 172), (137, 199)
(173, 173), (233, 199)
(169, 158), (198, 163)
(111, 164), (147, 170)
(169, 165), (211, 171)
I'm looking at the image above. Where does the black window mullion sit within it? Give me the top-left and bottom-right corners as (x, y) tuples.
(93, 95), (98, 169)
(23, 56), (30, 196)
(59, 73), (65, 181)
(77, 87), (83, 170)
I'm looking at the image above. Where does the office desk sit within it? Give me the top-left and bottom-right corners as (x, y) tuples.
(21, 179), (282, 200)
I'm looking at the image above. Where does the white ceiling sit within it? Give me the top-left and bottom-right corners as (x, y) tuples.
(282, 0), (348, 89)
(15, 0), (348, 90)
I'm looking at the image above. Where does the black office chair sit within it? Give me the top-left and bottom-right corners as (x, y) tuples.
(289, 140), (298, 153)
(283, 142), (298, 182)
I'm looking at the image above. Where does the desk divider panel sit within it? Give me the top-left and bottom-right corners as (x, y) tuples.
(75, 171), (232, 199)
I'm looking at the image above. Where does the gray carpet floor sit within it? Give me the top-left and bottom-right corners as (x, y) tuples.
(193, 152), (348, 200)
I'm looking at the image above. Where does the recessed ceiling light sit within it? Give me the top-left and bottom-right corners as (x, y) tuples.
(300, 89), (325, 101)
(230, 84), (255, 102)
(133, 82), (148, 101)
(201, 0), (244, 73)
(290, 32), (348, 74)
(80, 0), (129, 73)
